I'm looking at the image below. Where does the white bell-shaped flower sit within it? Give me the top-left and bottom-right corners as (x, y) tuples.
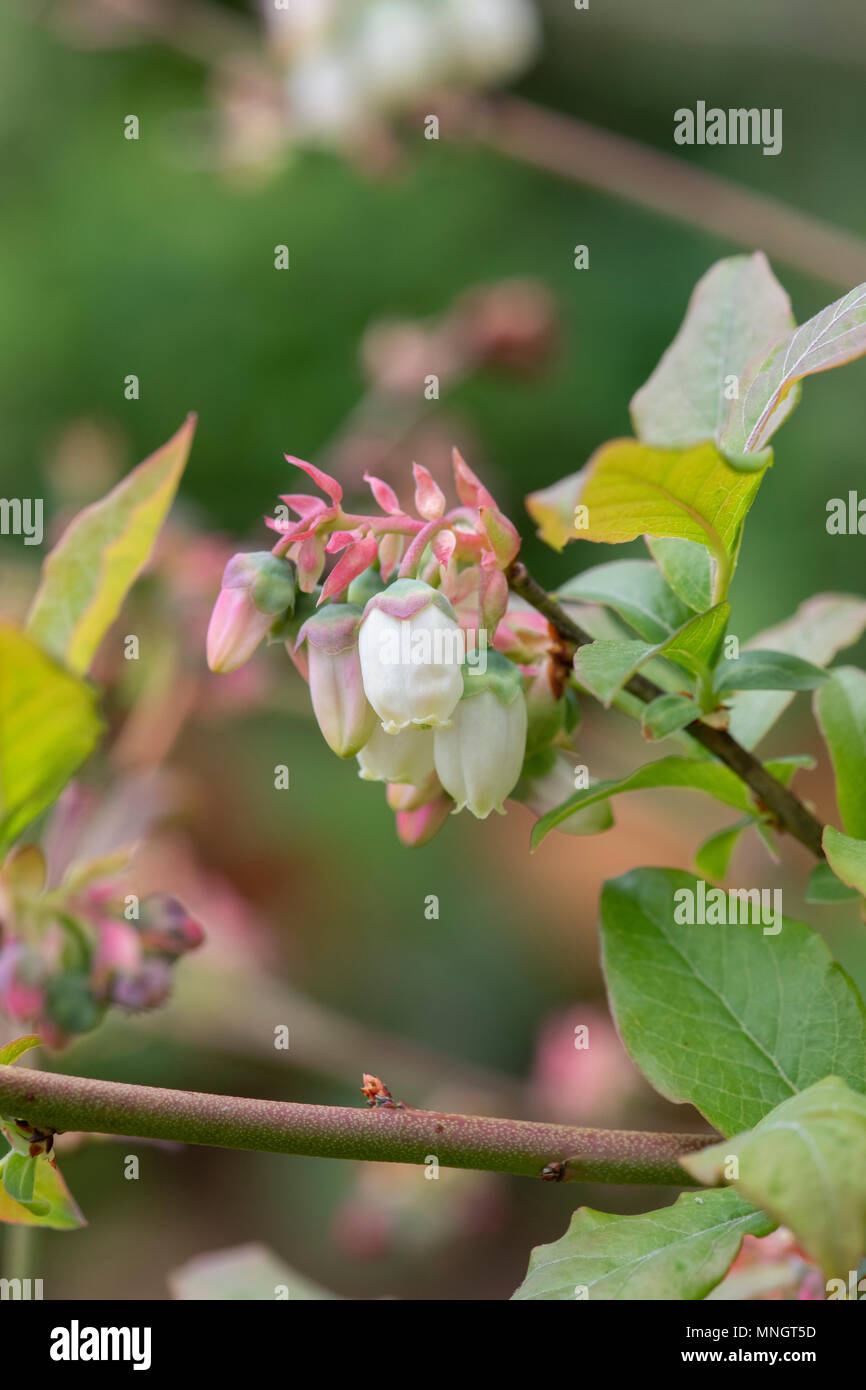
(434, 651), (527, 818)
(296, 603), (377, 758)
(358, 579), (464, 733)
(357, 724), (436, 786)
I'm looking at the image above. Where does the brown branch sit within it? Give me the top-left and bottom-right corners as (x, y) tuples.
(507, 561), (826, 859)
(465, 96), (866, 290)
(0, 1065), (715, 1187)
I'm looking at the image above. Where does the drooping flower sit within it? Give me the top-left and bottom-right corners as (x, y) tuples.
(296, 603), (377, 757)
(358, 578), (464, 732)
(433, 651), (527, 817)
(205, 446), (563, 844)
(206, 551), (296, 672)
(357, 724), (436, 786)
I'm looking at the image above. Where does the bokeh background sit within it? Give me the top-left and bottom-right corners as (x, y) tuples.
(2, 0), (866, 1299)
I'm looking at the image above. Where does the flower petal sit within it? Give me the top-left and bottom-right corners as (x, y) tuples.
(320, 536), (380, 603)
(285, 455), (343, 505)
(412, 462), (446, 520)
(452, 447), (497, 510)
(364, 472), (403, 516)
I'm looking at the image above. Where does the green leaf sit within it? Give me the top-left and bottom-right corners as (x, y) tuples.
(727, 595), (866, 750)
(574, 639), (655, 706)
(631, 253), (795, 451)
(694, 821), (750, 881)
(27, 415), (196, 675)
(2, 1152), (36, 1205)
(576, 440), (766, 598)
(642, 693), (699, 742)
(726, 282), (866, 453)
(526, 440), (767, 579)
(822, 825), (866, 898)
(575, 604), (729, 706)
(555, 560), (691, 643)
(662, 604), (729, 680)
(600, 868), (866, 1135)
(0, 1151), (85, 1229)
(681, 1077), (866, 1277)
(806, 860), (860, 905)
(646, 538), (713, 611)
(815, 667), (866, 838)
(515, 751), (616, 837)
(0, 625), (103, 855)
(168, 1243), (338, 1300)
(714, 648), (830, 695)
(511, 1189), (774, 1301)
(754, 820), (780, 862)
(531, 755), (799, 850)
(767, 754), (815, 787)
(525, 469), (585, 551)
(0, 1036), (41, 1067)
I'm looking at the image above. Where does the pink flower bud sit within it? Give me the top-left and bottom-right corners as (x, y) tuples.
(206, 588), (274, 673)
(297, 605), (378, 758)
(136, 895), (205, 957)
(494, 608), (551, 663)
(207, 551), (296, 672)
(395, 794), (453, 847)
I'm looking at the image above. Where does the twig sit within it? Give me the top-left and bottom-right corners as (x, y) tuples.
(0, 1065), (715, 1187)
(466, 96), (866, 289)
(507, 561), (826, 859)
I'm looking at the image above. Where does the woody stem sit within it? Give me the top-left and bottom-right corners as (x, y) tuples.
(506, 560), (826, 859)
(0, 1065), (715, 1187)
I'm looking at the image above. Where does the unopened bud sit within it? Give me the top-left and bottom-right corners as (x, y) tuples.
(207, 551), (295, 672)
(297, 605), (378, 758)
(136, 895), (205, 957)
(395, 795), (453, 847)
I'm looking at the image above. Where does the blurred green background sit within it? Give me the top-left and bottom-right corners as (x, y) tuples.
(2, 0), (866, 1299)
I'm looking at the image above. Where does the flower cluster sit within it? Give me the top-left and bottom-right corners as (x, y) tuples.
(264, 0), (541, 145)
(0, 844), (203, 1049)
(207, 451), (595, 845)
